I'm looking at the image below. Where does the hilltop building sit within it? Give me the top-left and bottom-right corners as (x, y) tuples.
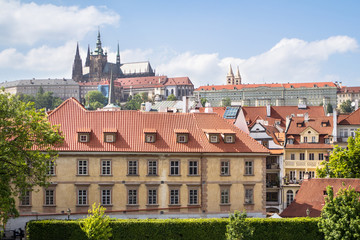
(337, 86), (360, 108)
(72, 30), (155, 83)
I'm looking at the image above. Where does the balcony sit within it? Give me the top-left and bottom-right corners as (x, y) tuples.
(284, 160), (322, 168)
(266, 181), (280, 188)
(266, 163), (280, 170)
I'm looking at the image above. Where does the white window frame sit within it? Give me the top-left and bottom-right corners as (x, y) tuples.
(210, 135), (218, 143)
(101, 160), (112, 175)
(101, 189), (111, 205)
(79, 134), (89, 143)
(77, 189), (88, 205)
(78, 160), (88, 175)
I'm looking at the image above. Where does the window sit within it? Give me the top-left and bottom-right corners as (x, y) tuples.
(311, 136), (316, 143)
(286, 190), (294, 207)
(220, 161), (230, 176)
(245, 160), (253, 175)
(128, 189), (137, 205)
(210, 135), (219, 143)
(287, 139), (294, 144)
(145, 134), (156, 143)
(299, 171), (306, 180)
(101, 189), (111, 205)
(104, 133), (115, 143)
(350, 129), (356, 137)
(45, 189), (54, 205)
(224, 135), (235, 143)
(325, 138), (330, 144)
(289, 171), (296, 181)
(48, 160), (55, 175)
(20, 191), (31, 206)
(189, 189), (198, 205)
(244, 188), (253, 204)
(300, 153), (305, 160)
(148, 189), (157, 205)
(77, 190), (87, 205)
(78, 133), (90, 143)
(78, 160), (88, 175)
(319, 153), (324, 160)
(303, 136), (308, 143)
(148, 160), (157, 176)
(309, 153), (314, 160)
(170, 189), (179, 205)
(290, 154), (295, 160)
(170, 160), (180, 175)
(177, 134), (189, 143)
(128, 160), (138, 175)
(189, 161), (198, 175)
(101, 160), (111, 175)
(221, 188), (230, 204)
(309, 171), (315, 178)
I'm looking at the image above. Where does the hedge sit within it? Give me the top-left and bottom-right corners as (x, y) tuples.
(26, 217), (323, 240)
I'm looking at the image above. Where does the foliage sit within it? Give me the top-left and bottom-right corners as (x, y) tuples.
(18, 87), (63, 110)
(222, 97), (231, 107)
(80, 203), (112, 240)
(166, 94), (177, 101)
(340, 99), (355, 113)
(326, 103), (333, 114)
(317, 130), (360, 178)
(226, 211), (254, 240)
(85, 91), (107, 110)
(27, 217), (322, 240)
(201, 98), (208, 107)
(0, 90), (63, 226)
(318, 185), (360, 240)
(124, 93), (147, 110)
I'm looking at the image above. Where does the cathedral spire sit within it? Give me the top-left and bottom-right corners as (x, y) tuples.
(235, 66), (242, 85)
(72, 42), (83, 82)
(227, 64), (234, 76)
(85, 44), (90, 67)
(116, 42), (121, 66)
(103, 71), (120, 110)
(226, 64), (235, 85)
(94, 28), (104, 55)
(75, 42), (80, 58)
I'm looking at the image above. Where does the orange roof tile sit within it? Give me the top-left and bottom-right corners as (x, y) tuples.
(195, 82), (337, 91)
(281, 178), (360, 217)
(198, 107), (235, 124)
(338, 86), (360, 93)
(338, 108), (360, 125)
(174, 129), (189, 133)
(287, 116), (333, 135)
(48, 98), (269, 154)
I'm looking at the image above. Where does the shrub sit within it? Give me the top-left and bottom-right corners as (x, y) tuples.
(226, 211), (254, 240)
(80, 203), (112, 240)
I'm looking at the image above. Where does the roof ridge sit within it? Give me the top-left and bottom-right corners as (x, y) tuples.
(48, 97), (86, 117)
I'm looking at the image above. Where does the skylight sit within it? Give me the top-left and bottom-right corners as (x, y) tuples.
(223, 107), (240, 119)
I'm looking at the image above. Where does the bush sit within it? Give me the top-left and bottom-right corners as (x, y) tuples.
(226, 211), (254, 240)
(80, 203), (112, 240)
(27, 217), (323, 240)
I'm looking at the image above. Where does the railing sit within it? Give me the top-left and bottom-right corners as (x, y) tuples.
(284, 160), (322, 168)
(266, 181), (280, 188)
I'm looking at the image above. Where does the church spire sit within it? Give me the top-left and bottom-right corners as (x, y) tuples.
(85, 44), (90, 67)
(72, 42), (83, 82)
(94, 28), (104, 55)
(102, 71), (120, 110)
(235, 66), (242, 85)
(226, 64), (235, 85)
(116, 42), (121, 66)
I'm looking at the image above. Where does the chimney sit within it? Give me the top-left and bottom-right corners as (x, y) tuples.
(304, 112), (309, 122)
(204, 102), (213, 113)
(266, 105), (271, 117)
(182, 96), (188, 113)
(332, 108), (337, 141)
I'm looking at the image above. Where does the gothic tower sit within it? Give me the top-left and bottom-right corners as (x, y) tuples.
(72, 42), (83, 82)
(235, 66), (242, 85)
(226, 65), (234, 85)
(89, 30), (108, 82)
(116, 42), (121, 66)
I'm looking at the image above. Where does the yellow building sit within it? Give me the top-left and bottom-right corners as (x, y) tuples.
(282, 115), (333, 208)
(15, 98), (269, 219)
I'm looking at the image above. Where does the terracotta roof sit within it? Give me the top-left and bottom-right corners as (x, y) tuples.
(195, 82), (337, 91)
(47, 98), (269, 154)
(287, 116), (333, 135)
(281, 178), (360, 217)
(164, 77), (193, 86)
(198, 107), (235, 124)
(115, 76), (193, 88)
(285, 143), (333, 149)
(338, 86), (360, 93)
(338, 108), (360, 125)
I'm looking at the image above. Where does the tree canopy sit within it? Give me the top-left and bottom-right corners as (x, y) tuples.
(85, 90), (107, 110)
(200, 98), (207, 107)
(0, 90), (63, 226)
(317, 130), (360, 178)
(124, 93), (148, 110)
(166, 94), (177, 101)
(222, 97), (232, 107)
(18, 87), (63, 110)
(340, 99), (355, 113)
(318, 185), (360, 240)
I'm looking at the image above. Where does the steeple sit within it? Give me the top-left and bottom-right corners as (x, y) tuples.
(226, 64), (234, 85)
(116, 42), (121, 66)
(93, 28), (104, 56)
(85, 45), (90, 67)
(235, 66), (242, 85)
(103, 71), (120, 110)
(72, 42), (83, 82)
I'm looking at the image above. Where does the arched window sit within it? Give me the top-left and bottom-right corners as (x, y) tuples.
(286, 190), (294, 207)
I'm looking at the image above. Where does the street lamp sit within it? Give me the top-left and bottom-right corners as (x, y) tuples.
(67, 208), (71, 220)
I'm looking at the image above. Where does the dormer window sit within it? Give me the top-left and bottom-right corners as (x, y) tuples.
(219, 129), (236, 143)
(210, 135), (219, 143)
(287, 137), (294, 144)
(103, 129), (117, 143)
(174, 129), (189, 143)
(204, 129), (221, 143)
(224, 135), (234, 143)
(144, 129), (157, 143)
(77, 129), (91, 143)
(321, 121), (329, 127)
(297, 122), (303, 127)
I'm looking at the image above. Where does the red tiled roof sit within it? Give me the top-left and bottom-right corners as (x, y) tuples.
(338, 86), (360, 93)
(281, 178), (360, 217)
(287, 116), (333, 135)
(164, 77), (193, 86)
(198, 107), (235, 124)
(195, 82), (337, 91)
(48, 98), (269, 154)
(338, 108), (360, 125)
(115, 76), (193, 89)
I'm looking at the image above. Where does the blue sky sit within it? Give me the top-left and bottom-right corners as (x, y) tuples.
(0, 0), (359, 87)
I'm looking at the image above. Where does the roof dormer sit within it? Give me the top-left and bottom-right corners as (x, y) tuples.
(77, 128), (91, 143)
(144, 128), (157, 143)
(203, 129), (220, 143)
(174, 129), (189, 143)
(103, 128), (117, 143)
(219, 129), (236, 143)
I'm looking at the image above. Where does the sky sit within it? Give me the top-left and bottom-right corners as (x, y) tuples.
(0, 0), (360, 87)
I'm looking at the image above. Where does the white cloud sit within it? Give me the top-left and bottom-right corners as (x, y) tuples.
(0, 0), (120, 45)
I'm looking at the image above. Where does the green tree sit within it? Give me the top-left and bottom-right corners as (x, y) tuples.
(226, 211), (254, 240)
(318, 185), (360, 240)
(85, 91), (107, 110)
(80, 203), (112, 240)
(200, 98), (207, 107)
(167, 94), (177, 101)
(317, 130), (360, 178)
(340, 99), (355, 113)
(124, 93), (143, 110)
(17, 88), (63, 110)
(222, 97), (232, 107)
(0, 90), (63, 226)
(326, 103), (333, 114)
